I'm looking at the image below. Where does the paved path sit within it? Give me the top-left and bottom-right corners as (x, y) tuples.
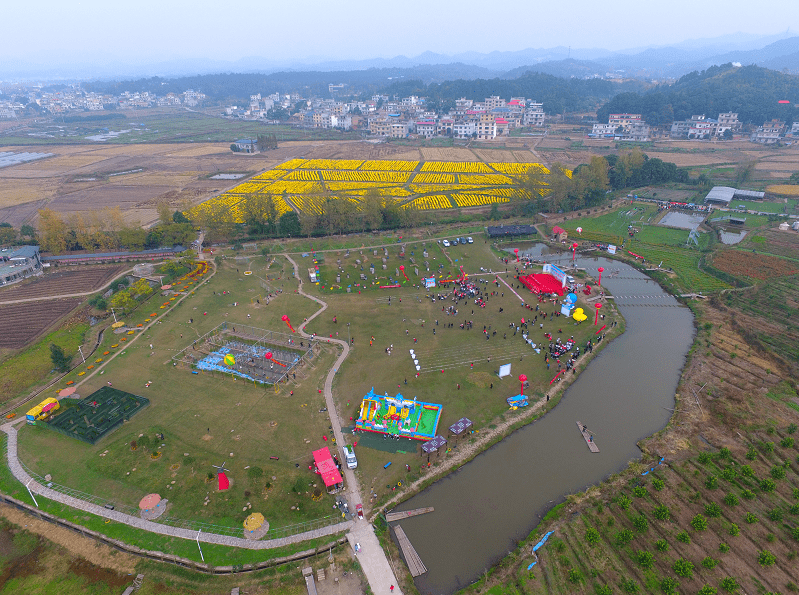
(285, 254), (403, 595)
(1, 421), (352, 549)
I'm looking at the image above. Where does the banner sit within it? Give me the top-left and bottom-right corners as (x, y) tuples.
(424, 277), (436, 288)
(607, 244), (617, 255)
(542, 263), (567, 287)
(498, 363), (511, 378)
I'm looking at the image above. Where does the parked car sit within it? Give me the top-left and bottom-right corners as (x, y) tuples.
(442, 239), (450, 247)
(343, 445), (357, 469)
(466, 236), (473, 244)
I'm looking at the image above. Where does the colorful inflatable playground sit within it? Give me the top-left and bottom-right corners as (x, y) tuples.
(355, 388), (442, 440)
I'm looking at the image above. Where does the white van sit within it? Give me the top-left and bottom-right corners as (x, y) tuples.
(442, 239), (450, 247)
(343, 445), (357, 469)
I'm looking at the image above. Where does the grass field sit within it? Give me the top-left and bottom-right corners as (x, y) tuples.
(10, 239), (620, 538)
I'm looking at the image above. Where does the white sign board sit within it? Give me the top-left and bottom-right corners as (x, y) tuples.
(424, 277), (436, 288)
(607, 244), (617, 255)
(498, 363), (512, 378)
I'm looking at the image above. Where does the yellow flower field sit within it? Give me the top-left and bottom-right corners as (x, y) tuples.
(412, 172), (457, 184)
(187, 158), (567, 221)
(766, 184), (799, 196)
(360, 160), (418, 171)
(401, 195), (452, 210)
(451, 193), (511, 207)
(421, 161), (493, 173)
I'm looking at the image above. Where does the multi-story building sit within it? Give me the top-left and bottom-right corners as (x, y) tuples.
(608, 113), (642, 131)
(453, 121), (476, 139)
(416, 121), (436, 138)
(750, 119), (786, 144)
(591, 123), (618, 137)
(477, 113), (496, 140)
(523, 102), (545, 127)
(484, 96), (505, 109)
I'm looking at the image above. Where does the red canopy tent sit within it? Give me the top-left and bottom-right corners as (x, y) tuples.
(519, 273), (565, 296)
(312, 447), (343, 493)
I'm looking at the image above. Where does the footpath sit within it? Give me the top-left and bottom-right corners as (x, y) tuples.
(285, 254), (403, 595)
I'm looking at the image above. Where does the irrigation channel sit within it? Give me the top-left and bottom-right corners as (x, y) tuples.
(392, 244), (696, 594)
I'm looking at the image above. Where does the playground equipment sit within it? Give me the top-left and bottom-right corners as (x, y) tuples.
(355, 388), (442, 441)
(224, 353), (236, 366)
(26, 398), (59, 425)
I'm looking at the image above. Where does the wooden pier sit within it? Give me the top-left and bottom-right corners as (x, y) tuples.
(393, 525), (427, 577)
(576, 421), (599, 453)
(385, 507), (434, 522)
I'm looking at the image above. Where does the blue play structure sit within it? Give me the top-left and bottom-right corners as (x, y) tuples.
(196, 341), (300, 384)
(507, 394), (529, 408)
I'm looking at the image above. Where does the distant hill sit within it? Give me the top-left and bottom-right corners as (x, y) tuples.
(596, 64), (799, 125)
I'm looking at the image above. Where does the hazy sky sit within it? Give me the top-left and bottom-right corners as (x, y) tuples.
(4, 0), (798, 67)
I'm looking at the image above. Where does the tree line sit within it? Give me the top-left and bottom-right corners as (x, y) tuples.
(597, 64), (799, 126)
(36, 203), (194, 255)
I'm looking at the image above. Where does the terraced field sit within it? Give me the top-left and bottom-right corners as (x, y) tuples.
(0, 264), (127, 302)
(0, 298), (82, 348)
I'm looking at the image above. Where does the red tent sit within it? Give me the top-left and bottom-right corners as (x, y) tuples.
(519, 273), (564, 296)
(218, 472), (230, 491)
(312, 447), (343, 492)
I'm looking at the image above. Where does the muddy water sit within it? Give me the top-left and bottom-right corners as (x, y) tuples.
(393, 250), (695, 594)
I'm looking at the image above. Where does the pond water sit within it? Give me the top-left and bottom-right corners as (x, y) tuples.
(659, 211), (706, 230)
(393, 248), (696, 594)
(719, 230), (748, 245)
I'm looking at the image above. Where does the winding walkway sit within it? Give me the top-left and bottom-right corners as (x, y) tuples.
(285, 253), (403, 595)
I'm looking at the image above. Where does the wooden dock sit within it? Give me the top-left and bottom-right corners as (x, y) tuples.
(576, 421), (599, 453)
(385, 507), (434, 522)
(393, 525), (427, 577)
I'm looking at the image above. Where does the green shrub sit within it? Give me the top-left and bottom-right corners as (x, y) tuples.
(768, 508), (783, 522)
(792, 526), (799, 541)
(594, 584), (612, 595)
(781, 437), (795, 448)
(744, 512), (758, 524)
(762, 441), (775, 453)
(636, 550), (654, 568)
(246, 466), (264, 481)
(585, 527), (600, 545)
(652, 477), (665, 491)
(719, 542), (731, 553)
(632, 486), (647, 498)
(698, 452), (712, 464)
(760, 478), (776, 492)
(615, 529), (634, 546)
(551, 538), (566, 553)
(676, 530), (691, 544)
(718, 447), (731, 459)
(719, 576), (739, 593)
(729, 523), (740, 536)
(721, 467), (738, 481)
(794, 488), (799, 500)
(740, 464), (754, 477)
(653, 504), (670, 520)
(568, 568), (582, 583)
(691, 514), (709, 531)
(702, 556), (719, 569)
(697, 585), (718, 595)
(741, 489), (755, 500)
(770, 466), (786, 480)
(617, 495), (631, 510)
(632, 514), (648, 533)
(705, 502), (722, 517)
(757, 549), (776, 566)
(660, 576), (678, 594)
(621, 578), (640, 594)
(788, 423), (797, 434)
(745, 446), (758, 460)
(672, 557), (694, 578)
(655, 538), (669, 552)
(724, 493), (739, 506)
(789, 504), (799, 515)
(705, 475), (719, 489)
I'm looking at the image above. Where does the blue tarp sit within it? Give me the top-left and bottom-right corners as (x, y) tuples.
(527, 531), (555, 569)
